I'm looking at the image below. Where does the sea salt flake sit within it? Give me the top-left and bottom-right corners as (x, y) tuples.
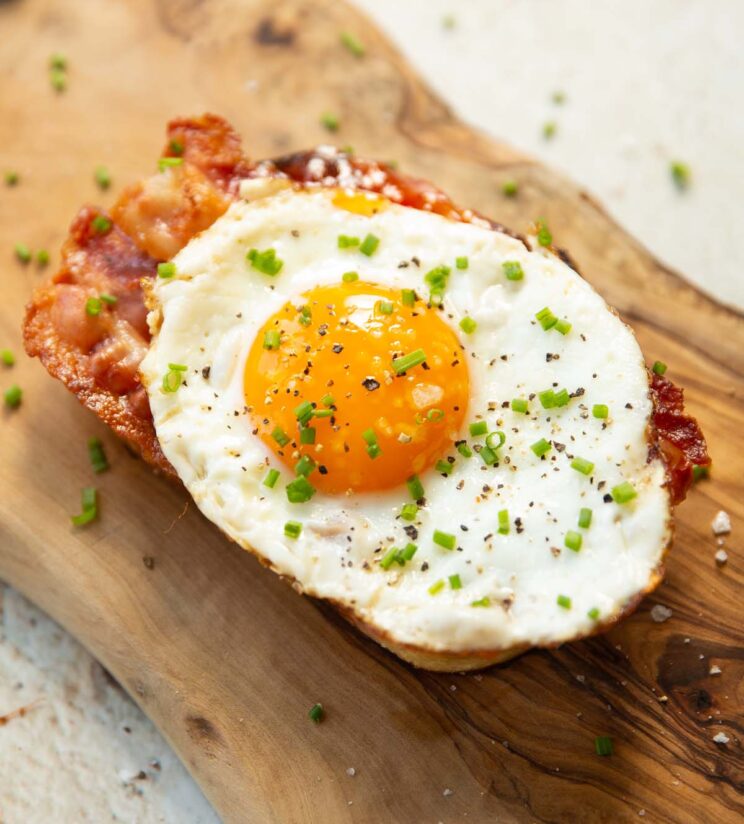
(715, 549), (728, 565)
(650, 604), (673, 623)
(713, 732), (730, 744)
(443, 788), (454, 797)
(711, 511), (731, 535)
(346, 767), (356, 777)
(709, 665), (722, 676)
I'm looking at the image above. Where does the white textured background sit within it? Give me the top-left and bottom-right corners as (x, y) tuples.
(1, 2), (741, 822)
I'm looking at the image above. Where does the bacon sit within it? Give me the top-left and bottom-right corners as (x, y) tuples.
(24, 113), (709, 504)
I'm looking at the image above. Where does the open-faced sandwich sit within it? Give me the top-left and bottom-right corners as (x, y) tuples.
(24, 114), (709, 671)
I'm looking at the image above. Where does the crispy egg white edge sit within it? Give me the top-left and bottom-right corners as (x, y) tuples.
(140, 180), (672, 654)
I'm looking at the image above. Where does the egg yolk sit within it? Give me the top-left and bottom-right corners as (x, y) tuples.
(244, 281), (470, 494)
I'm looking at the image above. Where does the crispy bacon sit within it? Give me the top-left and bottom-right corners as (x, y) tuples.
(24, 113), (709, 501)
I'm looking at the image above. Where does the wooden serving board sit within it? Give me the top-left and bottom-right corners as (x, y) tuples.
(1, 1), (742, 821)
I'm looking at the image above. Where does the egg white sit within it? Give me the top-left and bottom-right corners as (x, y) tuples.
(140, 180), (671, 656)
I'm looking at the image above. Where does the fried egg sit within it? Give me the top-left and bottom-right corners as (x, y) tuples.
(140, 179), (671, 670)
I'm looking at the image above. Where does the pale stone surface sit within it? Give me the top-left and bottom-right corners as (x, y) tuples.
(2, 2), (741, 822)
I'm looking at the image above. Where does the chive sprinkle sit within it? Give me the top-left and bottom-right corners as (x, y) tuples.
(392, 348), (426, 375)
(91, 215), (112, 234)
(543, 121), (557, 140)
(457, 442), (473, 458)
(87, 437), (109, 473)
(459, 316), (477, 334)
(435, 459), (454, 476)
(511, 398), (529, 414)
(359, 233), (380, 256)
(342, 271), (359, 282)
(308, 703), (324, 723)
(157, 261), (176, 278)
(538, 389), (555, 409)
(284, 521), (302, 539)
(49, 53), (67, 70)
(479, 445), (498, 466)
(587, 607), (600, 621)
(271, 426), (290, 447)
(652, 360), (667, 376)
(247, 247), (283, 276)
(340, 31), (365, 57)
(592, 404), (609, 419)
(553, 388), (570, 407)
(338, 234), (360, 248)
(497, 509), (509, 535)
(401, 542), (417, 561)
(295, 455), (316, 477)
(565, 531), (582, 552)
(424, 264), (451, 304)
(71, 486), (98, 527)
(611, 481), (637, 504)
(594, 736), (613, 756)
(169, 139), (185, 156)
(578, 507), (593, 529)
(448, 574), (462, 590)
(427, 408), (445, 422)
(85, 297), (102, 316)
(536, 220), (552, 247)
(455, 256), (469, 270)
(502, 180), (518, 197)
(471, 597), (490, 607)
(531, 438), (552, 458)
(400, 503), (418, 521)
(36, 249), (50, 266)
(407, 475), (424, 501)
(158, 157), (183, 172)
(380, 546), (399, 570)
(320, 112), (340, 132)
(535, 306), (558, 330)
(557, 594), (572, 610)
(428, 579), (445, 595)
(4, 385), (22, 409)
(485, 431), (505, 450)
(554, 318), (572, 335)
(503, 261), (524, 281)
(100, 293), (117, 305)
(670, 161), (690, 191)
(161, 367), (184, 393)
(570, 456), (594, 476)
(286, 476), (316, 503)
(377, 300), (394, 315)
(15, 243), (32, 264)
(262, 330), (281, 351)
(433, 530), (456, 550)
(1, 349), (15, 367)
(692, 464), (709, 482)
(401, 288), (416, 306)
(94, 166), (111, 190)
(50, 67), (67, 92)
(263, 468), (280, 488)
(321, 393), (334, 407)
(5, 171), (19, 187)
(300, 426), (316, 445)
(469, 420), (488, 437)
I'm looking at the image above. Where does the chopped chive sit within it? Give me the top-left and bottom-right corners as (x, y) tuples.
(263, 329), (281, 350)
(313, 409), (333, 418)
(50, 67), (67, 92)
(169, 139), (184, 156)
(538, 389), (556, 409)
(570, 456), (594, 476)
(91, 215), (112, 234)
(471, 597), (490, 607)
(592, 404), (609, 419)
(535, 306), (558, 330)
(157, 261), (176, 278)
(401, 288), (416, 306)
(552, 91), (566, 104)
(565, 530), (583, 552)
(670, 161), (690, 191)
(594, 736), (613, 756)
(320, 112), (340, 132)
(316, 394), (332, 410)
(1, 349), (15, 367)
(578, 507), (593, 529)
(342, 271), (359, 282)
(87, 437), (109, 474)
(36, 249), (50, 266)
(502, 180), (518, 197)
(300, 426), (316, 445)
(652, 360), (667, 376)
(168, 363), (187, 371)
(94, 166), (111, 190)
(448, 574), (462, 590)
(377, 300), (394, 315)
(587, 607), (600, 621)
(271, 426), (290, 447)
(611, 481), (637, 504)
(479, 445), (498, 466)
(337, 234), (360, 248)
(392, 348), (426, 375)
(543, 121), (557, 140)
(442, 13), (456, 29)
(511, 398), (529, 414)
(5, 171), (19, 186)
(71, 487), (98, 527)
(161, 368), (183, 393)
(366, 442), (382, 459)
(294, 400), (314, 424)
(455, 256), (469, 270)
(503, 260), (524, 281)
(49, 53), (67, 70)
(459, 316), (477, 334)
(554, 318), (572, 335)
(85, 297), (102, 318)
(400, 503), (418, 522)
(424, 264), (451, 304)
(557, 594), (572, 610)
(361, 428), (378, 446)
(428, 579), (445, 595)
(692, 464), (709, 482)
(298, 305), (312, 327)
(4, 385), (22, 409)
(340, 31), (365, 57)
(359, 233), (380, 256)
(286, 475), (316, 503)
(469, 420), (488, 437)
(158, 157), (184, 171)
(263, 468), (280, 488)
(100, 293), (117, 305)
(247, 247), (283, 276)
(308, 703), (324, 723)
(380, 546), (399, 570)
(457, 442), (473, 458)
(531, 438), (552, 458)
(401, 542), (417, 561)
(553, 388), (570, 407)
(536, 220), (552, 247)
(485, 431), (506, 450)
(427, 408), (445, 422)
(433, 530), (456, 550)
(435, 459), (454, 476)
(284, 520), (302, 539)
(14, 243), (32, 264)
(407, 475), (424, 501)
(497, 509), (509, 535)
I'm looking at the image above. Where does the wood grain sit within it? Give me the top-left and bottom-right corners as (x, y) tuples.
(1, 0), (742, 821)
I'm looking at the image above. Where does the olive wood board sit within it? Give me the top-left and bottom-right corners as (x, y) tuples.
(0, 0), (742, 821)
